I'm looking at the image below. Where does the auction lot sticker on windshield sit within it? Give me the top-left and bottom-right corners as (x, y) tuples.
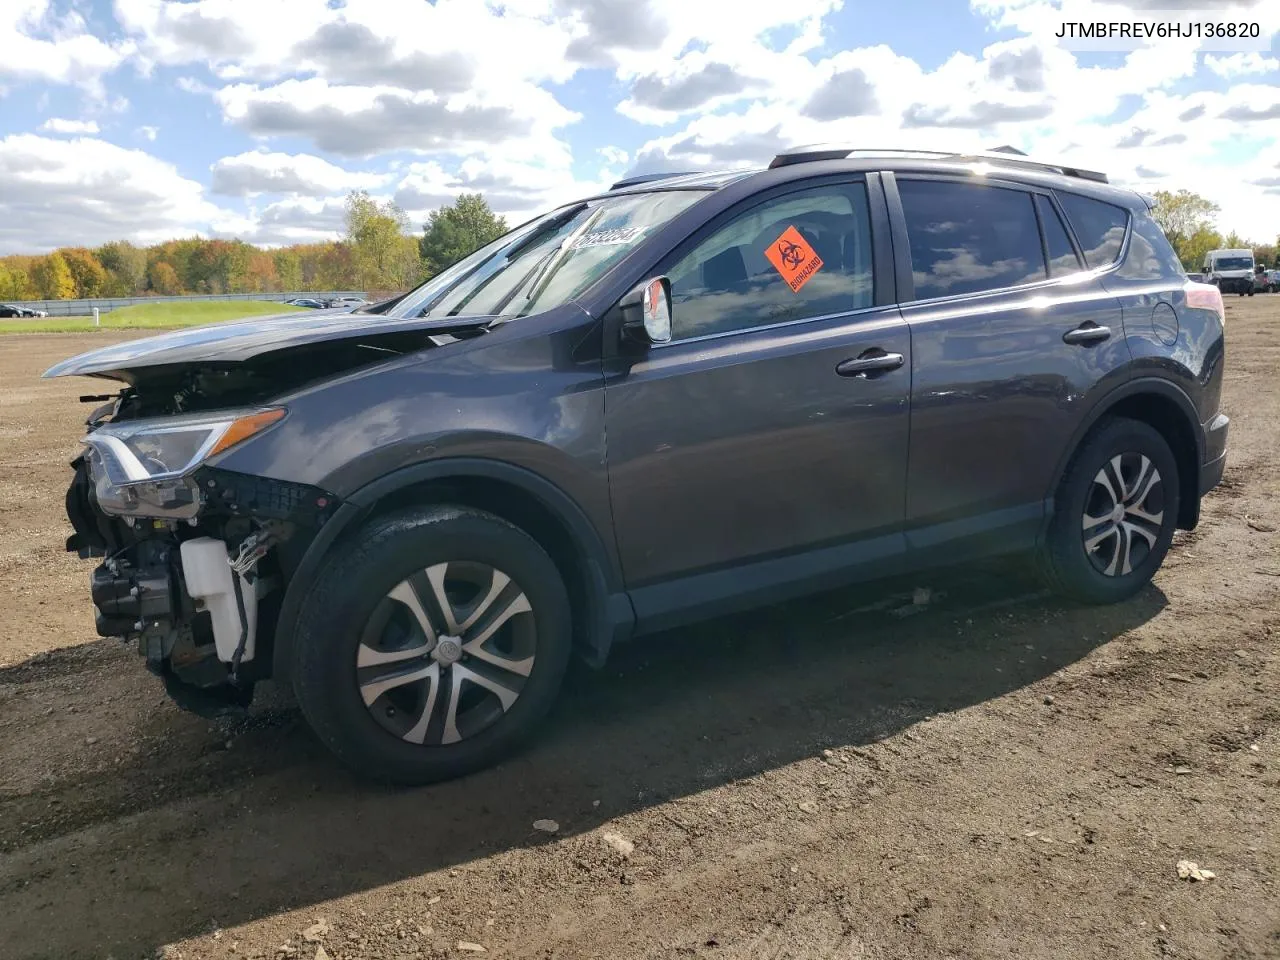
(573, 226), (643, 248)
(765, 226), (824, 292)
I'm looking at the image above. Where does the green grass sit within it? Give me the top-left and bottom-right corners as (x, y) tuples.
(0, 300), (291, 334)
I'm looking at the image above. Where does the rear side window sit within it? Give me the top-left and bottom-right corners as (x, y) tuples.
(1057, 193), (1129, 268)
(1118, 213), (1186, 280)
(1035, 195), (1083, 278)
(898, 180), (1046, 300)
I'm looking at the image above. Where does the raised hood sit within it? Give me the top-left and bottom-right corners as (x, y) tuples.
(42, 307), (493, 381)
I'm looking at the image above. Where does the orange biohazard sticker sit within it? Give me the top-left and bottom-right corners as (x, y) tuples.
(765, 226), (824, 293)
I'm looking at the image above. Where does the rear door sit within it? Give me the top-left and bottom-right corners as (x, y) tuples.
(886, 173), (1130, 559)
(603, 176), (912, 625)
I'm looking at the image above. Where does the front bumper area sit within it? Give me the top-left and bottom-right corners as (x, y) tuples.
(65, 455), (339, 715)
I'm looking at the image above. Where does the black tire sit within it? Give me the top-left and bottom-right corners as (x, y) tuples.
(1041, 417), (1181, 604)
(292, 505), (572, 785)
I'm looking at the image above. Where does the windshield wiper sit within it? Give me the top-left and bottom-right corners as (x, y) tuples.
(517, 206), (607, 311)
(421, 202), (590, 319)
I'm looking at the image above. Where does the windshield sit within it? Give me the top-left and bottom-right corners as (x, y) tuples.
(1214, 256), (1252, 270)
(390, 190), (707, 320)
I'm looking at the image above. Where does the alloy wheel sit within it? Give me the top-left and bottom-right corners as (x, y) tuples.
(1081, 453), (1165, 577)
(356, 561), (537, 745)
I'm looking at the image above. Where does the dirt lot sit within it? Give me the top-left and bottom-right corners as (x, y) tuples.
(0, 305), (1277, 960)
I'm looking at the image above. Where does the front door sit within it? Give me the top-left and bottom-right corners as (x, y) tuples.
(603, 180), (912, 628)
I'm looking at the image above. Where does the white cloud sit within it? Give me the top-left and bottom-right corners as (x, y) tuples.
(215, 77), (578, 158)
(137, 125), (159, 141)
(1205, 52), (1280, 78)
(598, 145), (630, 167)
(0, 0), (132, 92)
(210, 150), (390, 197)
(0, 134), (230, 254)
(40, 118), (100, 135)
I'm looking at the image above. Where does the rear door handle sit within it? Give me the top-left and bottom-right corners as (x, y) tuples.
(836, 351), (905, 377)
(1062, 324), (1112, 345)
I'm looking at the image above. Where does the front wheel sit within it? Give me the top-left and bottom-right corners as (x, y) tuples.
(293, 505), (573, 784)
(1041, 417), (1181, 604)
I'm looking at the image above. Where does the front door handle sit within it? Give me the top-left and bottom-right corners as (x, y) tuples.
(1062, 323), (1112, 345)
(836, 351), (905, 377)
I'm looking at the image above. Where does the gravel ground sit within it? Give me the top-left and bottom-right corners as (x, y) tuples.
(0, 302), (1276, 960)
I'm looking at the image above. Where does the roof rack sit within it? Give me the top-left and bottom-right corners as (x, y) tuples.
(609, 171), (699, 190)
(767, 144), (1108, 183)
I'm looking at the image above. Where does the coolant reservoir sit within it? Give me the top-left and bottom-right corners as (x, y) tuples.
(180, 537), (257, 664)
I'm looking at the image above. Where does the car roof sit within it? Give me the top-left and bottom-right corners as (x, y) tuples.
(595, 149), (1144, 210)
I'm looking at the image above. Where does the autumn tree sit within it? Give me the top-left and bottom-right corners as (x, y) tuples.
(61, 248), (109, 298)
(30, 252), (76, 299)
(96, 241), (147, 296)
(1181, 227), (1224, 271)
(0, 262), (29, 300)
(1150, 189), (1222, 269)
(345, 191), (420, 290)
(147, 260), (181, 295)
(419, 193), (508, 275)
(241, 251), (280, 292)
(273, 248), (302, 290)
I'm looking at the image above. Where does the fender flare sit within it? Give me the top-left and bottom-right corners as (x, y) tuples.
(1044, 376), (1205, 534)
(270, 458), (634, 681)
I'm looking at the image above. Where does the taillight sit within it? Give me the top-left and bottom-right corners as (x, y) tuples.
(1185, 280), (1225, 326)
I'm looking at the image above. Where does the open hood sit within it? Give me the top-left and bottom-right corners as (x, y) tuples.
(42, 307), (495, 381)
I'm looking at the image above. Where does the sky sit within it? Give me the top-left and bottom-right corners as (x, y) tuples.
(2, 0), (1280, 255)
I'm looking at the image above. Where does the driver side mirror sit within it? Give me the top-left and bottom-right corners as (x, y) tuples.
(619, 276), (672, 345)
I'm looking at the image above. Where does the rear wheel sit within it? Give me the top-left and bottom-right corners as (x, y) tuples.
(1041, 417), (1180, 604)
(293, 505), (572, 784)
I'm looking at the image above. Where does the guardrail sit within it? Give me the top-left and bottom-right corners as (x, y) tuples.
(4, 292), (369, 318)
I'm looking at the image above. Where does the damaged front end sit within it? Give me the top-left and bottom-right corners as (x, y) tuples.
(66, 401), (337, 715)
(50, 309), (495, 716)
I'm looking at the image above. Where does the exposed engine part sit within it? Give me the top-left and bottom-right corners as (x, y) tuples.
(230, 520), (287, 579)
(90, 541), (178, 639)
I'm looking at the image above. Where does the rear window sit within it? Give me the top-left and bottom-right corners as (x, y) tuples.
(898, 179), (1046, 300)
(1035, 195), (1083, 278)
(1057, 193), (1129, 268)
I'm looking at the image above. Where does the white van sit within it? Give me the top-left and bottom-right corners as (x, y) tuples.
(1202, 248), (1255, 296)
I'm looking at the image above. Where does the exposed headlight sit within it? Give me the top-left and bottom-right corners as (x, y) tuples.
(84, 408), (284, 520)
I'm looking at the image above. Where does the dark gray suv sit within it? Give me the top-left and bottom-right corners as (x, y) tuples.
(46, 147), (1229, 783)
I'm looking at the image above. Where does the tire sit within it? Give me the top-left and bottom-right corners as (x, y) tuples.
(292, 505), (573, 785)
(1040, 417), (1181, 604)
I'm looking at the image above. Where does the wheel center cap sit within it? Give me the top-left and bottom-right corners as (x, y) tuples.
(433, 636), (463, 665)
(1112, 504), (1125, 523)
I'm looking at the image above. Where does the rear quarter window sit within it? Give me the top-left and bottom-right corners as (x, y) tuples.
(1057, 193), (1129, 268)
(1117, 212), (1186, 280)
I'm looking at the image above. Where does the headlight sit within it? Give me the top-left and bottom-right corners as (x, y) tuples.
(84, 408), (284, 520)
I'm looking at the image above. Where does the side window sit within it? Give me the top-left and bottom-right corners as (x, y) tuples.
(1035, 195), (1083, 278)
(1117, 212), (1186, 280)
(1057, 193), (1129, 269)
(667, 184), (873, 340)
(897, 180), (1047, 300)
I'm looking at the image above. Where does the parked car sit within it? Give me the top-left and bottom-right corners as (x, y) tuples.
(0, 303), (47, 318)
(44, 147), (1229, 784)
(1253, 267), (1271, 294)
(324, 295), (367, 309)
(1185, 272), (1206, 283)
(283, 298), (328, 309)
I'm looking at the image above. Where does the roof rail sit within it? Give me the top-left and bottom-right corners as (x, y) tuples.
(609, 171), (698, 190)
(767, 144), (1108, 183)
